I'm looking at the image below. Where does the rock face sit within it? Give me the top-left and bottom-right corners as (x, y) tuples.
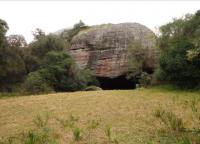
(69, 23), (157, 78)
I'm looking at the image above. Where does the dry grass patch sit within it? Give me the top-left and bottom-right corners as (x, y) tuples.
(0, 87), (200, 143)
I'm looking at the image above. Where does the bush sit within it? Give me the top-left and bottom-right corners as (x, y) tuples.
(23, 70), (53, 94)
(152, 106), (200, 144)
(84, 86), (102, 91)
(0, 114), (57, 144)
(154, 109), (184, 132)
(72, 69), (99, 91)
(139, 72), (152, 88)
(41, 51), (99, 92)
(73, 127), (81, 141)
(23, 51), (99, 94)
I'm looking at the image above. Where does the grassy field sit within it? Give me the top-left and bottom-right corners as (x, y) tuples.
(0, 86), (200, 144)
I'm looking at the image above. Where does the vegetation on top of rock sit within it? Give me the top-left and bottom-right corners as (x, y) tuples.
(69, 23), (158, 79)
(60, 20), (89, 43)
(1, 9), (200, 93)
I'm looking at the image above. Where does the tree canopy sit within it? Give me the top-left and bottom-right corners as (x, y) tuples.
(157, 10), (200, 88)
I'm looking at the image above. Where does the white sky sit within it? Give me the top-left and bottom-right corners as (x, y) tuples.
(0, 1), (199, 43)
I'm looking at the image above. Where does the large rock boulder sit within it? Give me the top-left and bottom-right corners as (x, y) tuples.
(69, 23), (157, 78)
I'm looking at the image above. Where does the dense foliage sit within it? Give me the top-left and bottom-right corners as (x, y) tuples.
(1, 9), (200, 93)
(61, 20), (88, 43)
(0, 20), (26, 91)
(23, 51), (98, 93)
(126, 40), (145, 80)
(0, 19), (98, 94)
(126, 37), (157, 87)
(157, 10), (200, 88)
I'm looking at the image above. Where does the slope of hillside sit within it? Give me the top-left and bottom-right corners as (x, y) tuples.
(0, 87), (200, 143)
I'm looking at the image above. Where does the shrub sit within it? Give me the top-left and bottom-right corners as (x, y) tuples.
(84, 86), (102, 91)
(153, 107), (200, 144)
(57, 114), (79, 129)
(0, 114), (57, 144)
(23, 51), (99, 94)
(86, 119), (101, 144)
(105, 125), (112, 142)
(33, 114), (49, 128)
(40, 51), (99, 92)
(73, 127), (81, 141)
(139, 72), (152, 88)
(23, 128), (57, 144)
(23, 70), (53, 94)
(154, 109), (184, 132)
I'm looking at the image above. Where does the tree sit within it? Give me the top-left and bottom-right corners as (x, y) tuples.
(159, 40), (198, 88)
(0, 19), (9, 63)
(41, 51), (98, 91)
(7, 35), (27, 48)
(61, 20), (88, 43)
(23, 33), (67, 73)
(32, 28), (45, 40)
(0, 20), (26, 91)
(126, 39), (145, 80)
(21, 47), (40, 73)
(23, 51), (98, 93)
(30, 34), (66, 59)
(184, 11), (200, 61)
(41, 51), (76, 91)
(0, 19), (8, 44)
(126, 34), (157, 87)
(157, 10), (200, 88)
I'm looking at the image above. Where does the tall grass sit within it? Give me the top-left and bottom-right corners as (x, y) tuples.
(0, 114), (57, 144)
(152, 104), (200, 144)
(154, 108), (184, 132)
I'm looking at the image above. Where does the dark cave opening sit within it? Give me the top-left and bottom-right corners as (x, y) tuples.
(97, 75), (136, 90)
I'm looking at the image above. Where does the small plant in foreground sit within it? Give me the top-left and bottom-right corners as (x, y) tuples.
(57, 114), (79, 129)
(88, 119), (100, 130)
(154, 109), (184, 132)
(104, 125), (119, 144)
(190, 98), (199, 113)
(22, 127), (57, 144)
(86, 119), (101, 144)
(154, 108), (165, 118)
(152, 105), (200, 144)
(73, 127), (81, 141)
(33, 113), (49, 128)
(105, 125), (112, 142)
(0, 113), (58, 144)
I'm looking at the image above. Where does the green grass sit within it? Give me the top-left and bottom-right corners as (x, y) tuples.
(0, 92), (21, 99)
(0, 86), (200, 143)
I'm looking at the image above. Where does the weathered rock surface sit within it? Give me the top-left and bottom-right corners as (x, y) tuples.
(69, 23), (157, 78)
